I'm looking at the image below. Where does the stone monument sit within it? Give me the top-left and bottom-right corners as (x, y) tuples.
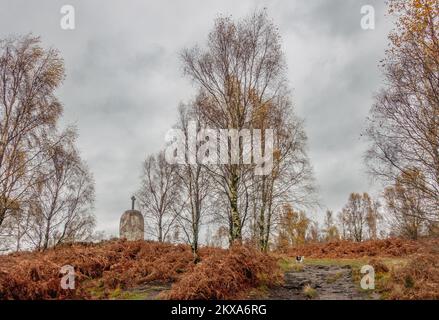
(119, 196), (144, 241)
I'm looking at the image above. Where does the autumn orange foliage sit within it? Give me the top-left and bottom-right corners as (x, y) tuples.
(166, 245), (282, 300)
(0, 241), (194, 299)
(282, 238), (422, 258)
(0, 241), (279, 300)
(386, 241), (439, 300)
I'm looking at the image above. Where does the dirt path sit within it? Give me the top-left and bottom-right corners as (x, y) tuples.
(124, 264), (374, 300)
(265, 264), (369, 300)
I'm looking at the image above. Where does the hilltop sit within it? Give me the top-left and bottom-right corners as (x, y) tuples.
(0, 238), (437, 300)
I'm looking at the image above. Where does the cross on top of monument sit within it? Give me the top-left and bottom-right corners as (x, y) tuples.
(131, 195), (136, 210)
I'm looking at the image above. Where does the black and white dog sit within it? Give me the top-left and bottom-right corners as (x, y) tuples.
(295, 256), (304, 263)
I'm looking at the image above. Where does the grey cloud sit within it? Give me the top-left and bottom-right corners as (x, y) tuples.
(0, 0), (392, 233)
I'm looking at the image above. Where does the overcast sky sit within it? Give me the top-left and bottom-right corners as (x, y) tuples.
(0, 0), (393, 237)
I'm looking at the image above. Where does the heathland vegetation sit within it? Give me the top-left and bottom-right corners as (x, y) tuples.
(0, 0), (438, 300)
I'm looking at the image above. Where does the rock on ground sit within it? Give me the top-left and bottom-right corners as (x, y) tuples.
(266, 264), (370, 300)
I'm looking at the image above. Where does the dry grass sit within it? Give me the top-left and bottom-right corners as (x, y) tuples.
(283, 238), (424, 259)
(0, 240), (196, 299)
(0, 241), (280, 300)
(1, 238), (437, 300)
(386, 252), (439, 300)
(165, 245), (282, 300)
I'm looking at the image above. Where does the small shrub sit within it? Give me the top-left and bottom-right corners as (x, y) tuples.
(303, 285), (317, 299)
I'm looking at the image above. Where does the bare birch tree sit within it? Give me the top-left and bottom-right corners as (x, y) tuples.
(0, 35), (65, 230)
(366, 0), (439, 221)
(26, 129), (95, 251)
(339, 193), (378, 242)
(322, 210), (340, 242)
(174, 104), (211, 261)
(181, 10), (315, 245)
(137, 152), (181, 242)
(383, 168), (430, 239)
(251, 95), (316, 251)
